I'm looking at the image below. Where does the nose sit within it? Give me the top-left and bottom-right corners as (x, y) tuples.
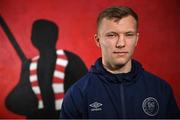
(116, 34), (125, 48)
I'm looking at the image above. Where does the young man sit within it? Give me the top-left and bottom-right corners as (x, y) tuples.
(60, 6), (180, 118)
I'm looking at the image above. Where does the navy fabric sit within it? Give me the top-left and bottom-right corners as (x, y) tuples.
(60, 58), (180, 118)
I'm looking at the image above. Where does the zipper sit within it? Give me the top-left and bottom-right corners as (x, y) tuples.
(120, 83), (126, 118)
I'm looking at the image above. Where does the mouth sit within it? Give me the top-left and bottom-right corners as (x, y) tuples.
(113, 51), (128, 56)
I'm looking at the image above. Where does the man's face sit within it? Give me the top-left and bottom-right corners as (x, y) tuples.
(95, 15), (139, 69)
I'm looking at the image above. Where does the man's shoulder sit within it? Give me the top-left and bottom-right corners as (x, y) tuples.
(142, 70), (172, 90)
(68, 71), (98, 94)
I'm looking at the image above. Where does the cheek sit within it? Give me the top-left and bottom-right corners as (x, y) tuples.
(101, 42), (114, 53)
(101, 39), (115, 48)
(127, 41), (137, 52)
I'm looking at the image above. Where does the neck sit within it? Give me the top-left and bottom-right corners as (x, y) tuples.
(39, 48), (56, 56)
(102, 60), (132, 74)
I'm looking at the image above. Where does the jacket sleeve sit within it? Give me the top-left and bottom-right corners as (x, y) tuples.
(60, 85), (83, 118)
(166, 85), (180, 118)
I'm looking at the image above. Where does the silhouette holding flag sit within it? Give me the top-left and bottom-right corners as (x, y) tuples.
(0, 16), (87, 118)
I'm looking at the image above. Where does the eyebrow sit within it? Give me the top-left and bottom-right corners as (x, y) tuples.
(106, 30), (137, 34)
(125, 31), (137, 33)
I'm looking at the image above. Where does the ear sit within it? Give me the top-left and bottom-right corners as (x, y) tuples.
(135, 32), (139, 46)
(94, 34), (101, 47)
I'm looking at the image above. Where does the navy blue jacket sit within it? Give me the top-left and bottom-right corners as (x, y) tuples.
(60, 58), (180, 118)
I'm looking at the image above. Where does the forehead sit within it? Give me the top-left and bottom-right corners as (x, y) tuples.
(98, 15), (138, 33)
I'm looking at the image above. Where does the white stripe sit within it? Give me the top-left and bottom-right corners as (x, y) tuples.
(56, 49), (64, 55)
(32, 86), (41, 94)
(30, 62), (37, 70)
(54, 70), (65, 79)
(55, 99), (63, 110)
(52, 83), (64, 93)
(38, 100), (44, 109)
(30, 75), (38, 82)
(56, 58), (68, 67)
(32, 56), (39, 61)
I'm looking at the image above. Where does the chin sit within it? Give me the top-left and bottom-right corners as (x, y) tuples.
(113, 61), (126, 67)
(113, 58), (130, 66)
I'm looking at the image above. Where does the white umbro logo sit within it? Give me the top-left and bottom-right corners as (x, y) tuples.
(89, 102), (103, 111)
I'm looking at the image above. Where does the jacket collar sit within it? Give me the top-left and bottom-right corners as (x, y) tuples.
(90, 58), (143, 84)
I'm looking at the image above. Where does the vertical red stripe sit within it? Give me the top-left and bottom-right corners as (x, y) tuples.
(57, 55), (67, 60)
(55, 65), (65, 71)
(53, 77), (64, 83)
(36, 93), (43, 101)
(30, 69), (37, 75)
(31, 81), (38, 86)
(54, 93), (64, 99)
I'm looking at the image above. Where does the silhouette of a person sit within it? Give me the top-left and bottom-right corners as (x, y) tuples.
(0, 17), (87, 118)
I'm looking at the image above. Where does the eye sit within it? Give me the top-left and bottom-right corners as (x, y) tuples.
(125, 32), (136, 37)
(105, 32), (118, 38)
(126, 33), (134, 36)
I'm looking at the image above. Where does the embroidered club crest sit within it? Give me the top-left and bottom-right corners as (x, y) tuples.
(142, 97), (159, 116)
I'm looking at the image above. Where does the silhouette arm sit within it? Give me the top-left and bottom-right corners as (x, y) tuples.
(0, 16), (27, 62)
